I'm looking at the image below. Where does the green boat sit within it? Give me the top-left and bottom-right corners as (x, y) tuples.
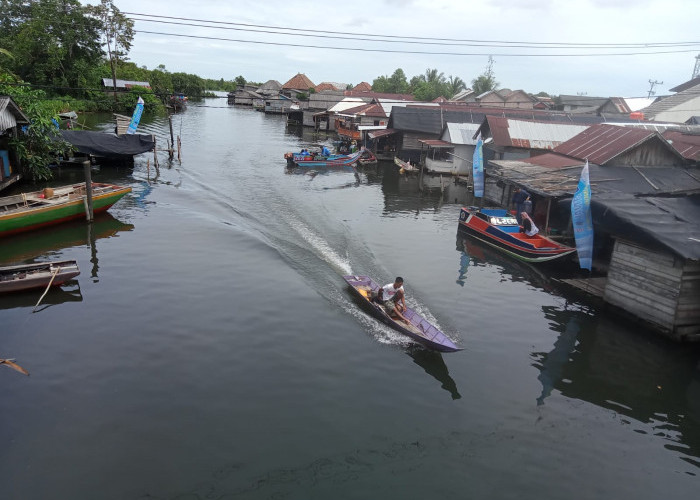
(0, 182), (132, 237)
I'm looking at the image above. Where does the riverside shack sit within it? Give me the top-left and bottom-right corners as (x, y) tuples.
(486, 123), (700, 341)
(0, 96), (30, 192)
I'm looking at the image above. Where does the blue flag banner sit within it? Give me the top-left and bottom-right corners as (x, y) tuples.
(126, 97), (145, 135)
(571, 160), (594, 270)
(472, 134), (484, 198)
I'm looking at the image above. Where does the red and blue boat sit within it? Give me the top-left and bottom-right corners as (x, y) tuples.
(458, 207), (576, 263)
(289, 149), (364, 168)
(343, 275), (462, 353)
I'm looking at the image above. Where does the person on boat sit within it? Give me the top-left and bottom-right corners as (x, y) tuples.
(511, 187), (531, 224)
(521, 212), (540, 237)
(376, 277), (410, 324)
(321, 145), (331, 157)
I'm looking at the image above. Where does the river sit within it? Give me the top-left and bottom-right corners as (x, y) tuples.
(1, 97), (699, 499)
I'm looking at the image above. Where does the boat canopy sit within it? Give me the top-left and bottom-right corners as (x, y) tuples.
(59, 130), (155, 156)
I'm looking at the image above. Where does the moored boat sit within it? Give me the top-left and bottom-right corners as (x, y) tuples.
(394, 157), (418, 173)
(0, 260), (80, 293)
(458, 207), (576, 263)
(293, 149), (364, 168)
(343, 275), (462, 353)
(0, 182), (131, 238)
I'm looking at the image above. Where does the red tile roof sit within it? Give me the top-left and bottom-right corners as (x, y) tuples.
(353, 82), (372, 92)
(282, 73), (315, 90)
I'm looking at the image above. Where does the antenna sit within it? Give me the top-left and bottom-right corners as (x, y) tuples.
(647, 79), (663, 98)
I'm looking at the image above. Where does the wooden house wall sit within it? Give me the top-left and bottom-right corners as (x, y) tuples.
(402, 131), (436, 150)
(479, 94), (505, 106)
(504, 91), (534, 109)
(604, 240), (682, 337)
(676, 260), (700, 340)
(608, 140), (683, 166)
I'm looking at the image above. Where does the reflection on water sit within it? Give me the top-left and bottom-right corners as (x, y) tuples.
(407, 346), (461, 400)
(534, 304), (700, 469)
(0, 212), (134, 266)
(0, 283), (82, 312)
(0, 212), (134, 265)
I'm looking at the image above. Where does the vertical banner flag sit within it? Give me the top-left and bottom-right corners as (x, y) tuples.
(472, 134), (484, 198)
(126, 97), (145, 135)
(571, 160), (594, 270)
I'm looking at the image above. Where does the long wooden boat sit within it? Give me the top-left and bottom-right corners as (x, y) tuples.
(458, 207), (576, 263)
(343, 275), (462, 353)
(0, 182), (131, 238)
(0, 260), (80, 293)
(293, 149), (364, 168)
(394, 157), (419, 173)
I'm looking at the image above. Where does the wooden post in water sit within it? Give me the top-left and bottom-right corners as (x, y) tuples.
(177, 136), (181, 163)
(153, 137), (159, 168)
(83, 160), (94, 221)
(168, 115), (175, 160)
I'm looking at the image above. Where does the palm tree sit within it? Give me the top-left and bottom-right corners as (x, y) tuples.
(447, 76), (467, 97)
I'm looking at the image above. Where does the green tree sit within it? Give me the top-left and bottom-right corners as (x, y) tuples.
(0, 71), (71, 181)
(0, 0), (103, 96)
(372, 68), (409, 94)
(446, 75), (467, 98)
(86, 0), (134, 100)
(471, 56), (499, 95)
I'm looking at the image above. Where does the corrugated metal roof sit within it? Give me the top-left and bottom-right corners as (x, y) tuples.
(418, 139), (452, 148)
(101, 78), (151, 89)
(485, 116), (589, 150)
(552, 123), (669, 164)
(663, 130), (700, 161)
(443, 122), (481, 145)
(328, 98), (366, 113)
(488, 159), (700, 198)
(336, 102), (386, 117)
(0, 96), (30, 131)
(641, 84), (700, 119)
(368, 128), (397, 139)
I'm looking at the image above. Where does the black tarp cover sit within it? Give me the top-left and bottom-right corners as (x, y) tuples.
(60, 130), (154, 156)
(558, 193), (700, 261)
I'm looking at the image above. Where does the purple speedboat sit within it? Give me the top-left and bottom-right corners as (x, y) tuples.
(343, 275), (462, 353)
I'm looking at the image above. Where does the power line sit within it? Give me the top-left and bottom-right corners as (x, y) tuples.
(133, 30), (700, 57)
(125, 15), (700, 50)
(123, 11), (699, 49)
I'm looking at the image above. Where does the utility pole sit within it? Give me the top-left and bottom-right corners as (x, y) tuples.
(647, 79), (663, 98)
(693, 54), (700, 79)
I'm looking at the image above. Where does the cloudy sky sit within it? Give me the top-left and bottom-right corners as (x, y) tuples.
(86, 0), (699, 98)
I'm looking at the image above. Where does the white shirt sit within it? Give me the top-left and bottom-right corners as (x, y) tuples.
(381, 283), (404, 302)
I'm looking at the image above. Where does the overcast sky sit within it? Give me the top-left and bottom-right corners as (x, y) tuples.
(85, 0), (699, 98)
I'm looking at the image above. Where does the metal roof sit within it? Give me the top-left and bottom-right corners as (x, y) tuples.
(368, 128), (397, 139)
(641, 84), (700, 119)
(552, 123), (680, 165)
(443, 122), (481, 145)
(0, 96), (30, 132)
(418, 139), (452, 148)
(101, 78), (151, 89)
(485, 116), (589, 150)
(488, 160), (700, 199)
(488, 158), (700, 260)
(663, 130), (700, 161)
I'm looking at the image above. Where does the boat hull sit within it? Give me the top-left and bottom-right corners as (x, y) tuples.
(458, 207), (575, 263)
(294, 150), (363, 168)
(0, 260), (80, 293)
(343, 275), (462, 353)
(0, 183), (131, 237)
